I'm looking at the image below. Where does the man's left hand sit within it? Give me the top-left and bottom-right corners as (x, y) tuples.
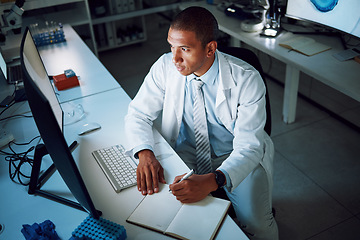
(169, 173), (218, 203)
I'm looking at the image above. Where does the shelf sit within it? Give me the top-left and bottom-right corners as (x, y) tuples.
(0, 0), (180, 56)
(22, 6), (90, 27)
(97, 38), (146, 52)
(91, 3), (179, 25)
(43, 7), (90, 26)
(0, 0), (85, 10)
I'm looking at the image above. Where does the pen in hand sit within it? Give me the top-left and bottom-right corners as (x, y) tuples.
(169, 169), (194, 192)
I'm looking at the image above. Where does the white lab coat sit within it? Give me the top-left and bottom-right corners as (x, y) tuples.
(125, 50), (274, 192)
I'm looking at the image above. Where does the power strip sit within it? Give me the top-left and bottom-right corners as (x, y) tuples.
(0, 128), (14, 148)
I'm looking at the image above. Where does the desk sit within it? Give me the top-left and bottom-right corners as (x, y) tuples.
(0, 25), (248, 240)
(0, 25), (121, 118)
(180, 2), (360, 123)
(1, 25), (121, 105)
(38, 25), (121, 104)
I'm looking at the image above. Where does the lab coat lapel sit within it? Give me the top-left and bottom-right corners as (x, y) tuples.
(171, 74), (186, 127)
(161, 69), (186, 143)
(215, 51), (236, 133)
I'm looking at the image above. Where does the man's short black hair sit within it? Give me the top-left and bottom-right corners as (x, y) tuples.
(170, 6), (219, 48)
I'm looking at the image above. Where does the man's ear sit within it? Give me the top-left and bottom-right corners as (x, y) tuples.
(207, 41), (217, 57)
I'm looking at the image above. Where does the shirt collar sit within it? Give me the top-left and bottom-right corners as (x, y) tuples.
(186, 52), (219, 85)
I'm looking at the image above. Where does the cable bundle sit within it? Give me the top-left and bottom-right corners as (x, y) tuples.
(1, 136), (40, 186)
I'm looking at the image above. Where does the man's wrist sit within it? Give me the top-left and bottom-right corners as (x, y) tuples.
(207, 173), (219, 192)
(213, 170), (226, 190)
(137, 149), (154, 160)
(133, 144), (153, 159)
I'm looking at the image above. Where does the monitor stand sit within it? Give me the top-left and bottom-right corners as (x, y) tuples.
(28, 143), (101, 216)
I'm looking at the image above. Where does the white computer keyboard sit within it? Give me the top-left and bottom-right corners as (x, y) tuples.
(92, 144), (137, 192)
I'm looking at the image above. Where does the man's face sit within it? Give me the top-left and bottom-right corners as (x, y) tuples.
(167, 28), (214, 77)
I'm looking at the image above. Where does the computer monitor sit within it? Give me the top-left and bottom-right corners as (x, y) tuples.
(20, 27), (101, 218)
(285, 0), (360, 39)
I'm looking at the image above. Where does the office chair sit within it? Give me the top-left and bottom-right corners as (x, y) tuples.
(212, 46), (273, 219)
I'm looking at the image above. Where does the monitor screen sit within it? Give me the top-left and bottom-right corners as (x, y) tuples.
(285, 0), (360, 39)
(20, 27), (101, 218)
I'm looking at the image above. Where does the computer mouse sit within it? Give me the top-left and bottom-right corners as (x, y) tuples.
(78, 122), (101, 136)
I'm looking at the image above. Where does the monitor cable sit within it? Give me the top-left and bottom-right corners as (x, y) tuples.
(1, 135), (41, 186)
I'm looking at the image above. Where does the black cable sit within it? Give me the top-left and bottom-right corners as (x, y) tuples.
(0, 85), (17, 117)
(6, 145), (34, 185)
(2, 136), (41, 186)
(0, 87), (32, 121)
(0, 114), (33, 122)
(10, 136), (40, 146)
(0, 101), (16, 116)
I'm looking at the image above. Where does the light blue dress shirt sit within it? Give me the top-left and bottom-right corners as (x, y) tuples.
(175, 53), (233, 187)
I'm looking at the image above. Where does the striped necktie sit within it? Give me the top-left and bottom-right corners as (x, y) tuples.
(192, 79), (212, 174)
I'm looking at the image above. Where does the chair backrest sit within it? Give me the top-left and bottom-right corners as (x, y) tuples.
(218, 46), (272, 136)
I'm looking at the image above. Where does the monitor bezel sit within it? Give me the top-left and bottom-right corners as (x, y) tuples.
(20, 27), (101, 219)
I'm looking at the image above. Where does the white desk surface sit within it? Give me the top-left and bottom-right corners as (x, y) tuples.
(0, 24), (121, 118)
(37, 25), (121, 104)
(0, 88), (248, 240)
(0, 25), (248, 240)
(0, 25), (121, 105)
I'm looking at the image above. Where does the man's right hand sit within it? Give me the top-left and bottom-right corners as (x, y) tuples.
(136, 149), (166, 195)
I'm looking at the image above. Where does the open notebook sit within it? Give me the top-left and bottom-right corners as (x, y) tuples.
(279, 36), (331, 56)
(127, 184), (230, 240)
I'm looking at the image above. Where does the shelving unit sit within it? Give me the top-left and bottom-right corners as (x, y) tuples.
(90, 0), (147, 52)
(0, 0), (180, 56)
(0, 0), (97, 54)
(89, 0), (179, 53)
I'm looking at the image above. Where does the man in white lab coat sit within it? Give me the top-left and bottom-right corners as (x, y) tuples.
(125, 6), (278, 240)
